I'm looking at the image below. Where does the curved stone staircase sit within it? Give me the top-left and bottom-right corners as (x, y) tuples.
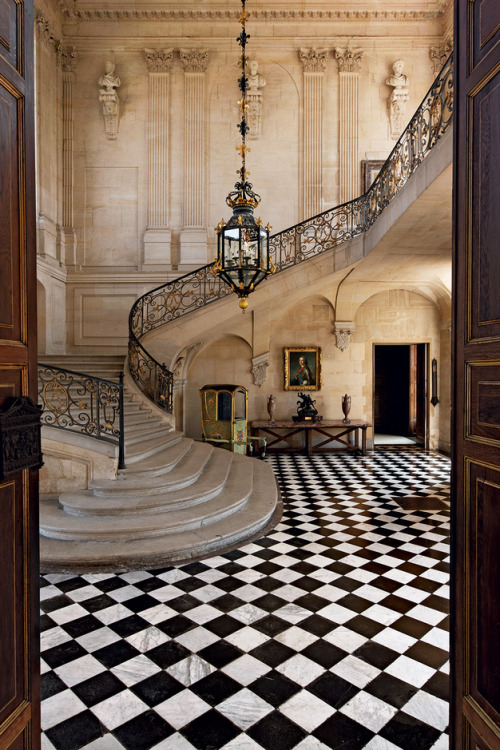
(39, 356), (280, 573)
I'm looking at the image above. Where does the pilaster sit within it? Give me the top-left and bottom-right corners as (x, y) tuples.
(57, 45), (77, 266)
(143, 49), (174, 269)
(179, 49), (209, 268)
(335, 45), (364, 204)
(299, 48), (327, 220)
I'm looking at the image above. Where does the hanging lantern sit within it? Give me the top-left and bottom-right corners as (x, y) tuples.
(211, 0), (275, 310)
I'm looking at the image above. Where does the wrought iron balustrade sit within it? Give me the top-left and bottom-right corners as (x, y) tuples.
(38, 364), (125, 469)
(128, 54), (453, 413)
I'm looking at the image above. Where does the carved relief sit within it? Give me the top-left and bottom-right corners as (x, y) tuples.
(98, 61), (121, 140)
(0, 397), (43, 481)
(430, 38), (453, 73)
(180, 49), (209, 73)
(36, 14), (58, 49)
(334, 45), (364, 73)
(251, 353), (271, 387)
(144, 48), (174, 73)
(299, 47), (328, 73)
(246, 60), (266, 140)
(386, 59), (409, 140)
(56, 45), (77, 73)
(334, 322), (355, 352)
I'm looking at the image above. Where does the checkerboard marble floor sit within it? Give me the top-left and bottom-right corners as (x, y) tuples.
(40, 448), (451, 750)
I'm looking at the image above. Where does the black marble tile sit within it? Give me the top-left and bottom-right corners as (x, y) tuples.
(190, 671), (241, 706)
(250, 670), (301, 707)
(250, 640), (296, 668)
(301, 640), (347, 669)
(353, 641), (399, 670)
(181, 708), (240, 749)
(313, 711), (374, 749)
(380, 710), (441, 749)
(147, 641), (191, 669)
(248, 710), (307, 750)
(365, 672), (419, 709)
(92, 641), (141, 669)
(61, 614), (104, 639)
(308, 672), (358, 709)
(72, 671), (126, 707)
(45, 710), (104, 750)
(113, 710), (174, 749)
(42, 640), (88, 669)
(406, 640), (449, 669)
(199, 640), (244, 668)
(131, 671), (184, 706)
(41, 671), (67, 700)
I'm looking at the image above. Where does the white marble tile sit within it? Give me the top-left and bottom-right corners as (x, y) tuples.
(330, 655), (381, 689)
(151, 733), (197, 750)
(382, 568), (416, 584)
(421, 627), (449, 651)
(41, 689), (86, 730)
(119, 571), (152, 583)
(225, 583), (265, 602)
(82, 573), (115, 584)
(293, 737), (331, 750)
(363, 736), (402, 749)
(83, 735), (126, 749)
(221, 735), (262, 749)
(65, 585), (103, 602)
(156, 569), (190, 583)
(355, 584), (389, 603)
(339, 690), (397, 732)
(49, 603), (89, 625)
(440, 660), (450, 675)
(139, 603), (176, 625)
(403, 690), (449, 731)
(167, 655), (216, 686)
(175, 626), (220, 652)
(182, 604), (221, 624)
(225, 626), (268, 652)
(280, 689), (333, 732)
(317, 601), (358, 624)
(323, 625), (368, 653)
(271, 554), (299, 568)
(421, 569), (449, 584)
(190, 584), (226, 602)
(54, 654), (106, 687)
(149, 585), (186, 603)
(91, 689), (149, 730)
(276, 654), (324, 687)
(40, 585), (63, 601)
(222, 654), (271, 685)
(41, 734), (57, 750)
(111, 654), (161, 686)
(372, 627), (416, 653)
(195, 568), (227, 584)
(309, 569), (340, 583)
(232, 568), (266, 583)
(386, 655), (436, 688)
(269, 568), (303, 584)
(274, 603), (310, 624)
(76, 627), (121, 652)
(406, 604), (447, 626)
(107, 585), (143, 602)
(314, 584), (350, 602)
(40, 658), (51, 675)
(217, 688), (273, 729)
(362, 604), (401, 626)
(345, 568), (378, 583)
(275, 625), (318, 651)
(156, 689), (210, 729)
(229, 603), (268, 625)
(429, 734), (450, 750)
(125, 626), (169, 653)
(41, 627), (72, 651)
(93, 604), (133, 625)
(409, 555), (439, 569)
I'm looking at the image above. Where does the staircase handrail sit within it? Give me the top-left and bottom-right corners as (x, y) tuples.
(38, 363), (126, 470)
(128, 53), (453, 414)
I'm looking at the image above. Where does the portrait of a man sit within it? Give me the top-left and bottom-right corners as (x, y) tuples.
(284, 347), (321, 391)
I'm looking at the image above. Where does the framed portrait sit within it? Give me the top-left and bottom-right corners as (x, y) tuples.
(284, 347), (321, 391)
(361, 160), (385, 193)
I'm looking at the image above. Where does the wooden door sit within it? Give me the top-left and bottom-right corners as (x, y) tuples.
(415, 343), (427, 447)
(451, 0), (500, 747)
(0, 0), (40, 747)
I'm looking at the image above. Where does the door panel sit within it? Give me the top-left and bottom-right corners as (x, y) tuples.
(0, 0), (39, 746)
(452, 0), (500, 746)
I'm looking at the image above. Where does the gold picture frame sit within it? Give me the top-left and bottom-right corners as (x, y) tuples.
(284, 347), (321, 391)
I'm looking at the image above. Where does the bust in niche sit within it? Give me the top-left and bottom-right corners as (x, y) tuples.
(386, 59), (409, 91)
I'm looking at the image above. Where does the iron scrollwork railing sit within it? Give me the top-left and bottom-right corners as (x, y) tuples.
(38, 364), (125, 469)
(128, 54), (453, 412)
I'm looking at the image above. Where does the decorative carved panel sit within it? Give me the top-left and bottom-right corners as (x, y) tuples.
(470, 0), (500, 71)
(467, 362), (500, 444)
(468, 70), (500, 341)
(465, 460), (500, 723)
(0, 0), (19, 72)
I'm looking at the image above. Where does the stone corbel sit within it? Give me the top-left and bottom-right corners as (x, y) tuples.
(251, 352), (271, 387)
(334, 321), (355, 352)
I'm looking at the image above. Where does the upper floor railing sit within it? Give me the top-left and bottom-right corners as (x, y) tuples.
(38, 364), (126, 469)
(129, 54), (453, 414)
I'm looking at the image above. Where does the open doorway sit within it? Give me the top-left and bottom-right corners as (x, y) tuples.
(373, 343), (427, 447)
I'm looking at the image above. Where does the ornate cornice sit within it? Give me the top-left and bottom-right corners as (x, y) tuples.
(299, 47), (328, 73)
(67, 9), (446, 22)
(334, 45), (364, 73)
(179, 49), (209, 73)
(144, 48), (174, 72)
(36, 14), (58, 48)
(57, 45), (77, 72)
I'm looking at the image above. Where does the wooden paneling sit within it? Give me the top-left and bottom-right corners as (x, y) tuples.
(0, 0), (39, 746)
(467, 362), (500, 444)
(470, 0), (500, 70)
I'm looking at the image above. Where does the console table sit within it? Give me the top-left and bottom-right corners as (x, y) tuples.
(250, 419), (371, 456)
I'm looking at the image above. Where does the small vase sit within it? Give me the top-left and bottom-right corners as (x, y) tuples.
(342, 394), (351, 424)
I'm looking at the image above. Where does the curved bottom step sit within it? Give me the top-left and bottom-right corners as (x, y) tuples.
(40, 460), (281, 573)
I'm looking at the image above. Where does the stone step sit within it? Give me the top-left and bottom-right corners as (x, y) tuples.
(124, 430), (184, 464)
(124, 438), (194, 478)
(40, 454), (252, 542)
(40, 456), (280, 572)
(56, 449), (234, 517)
(91, 441), (213, 496)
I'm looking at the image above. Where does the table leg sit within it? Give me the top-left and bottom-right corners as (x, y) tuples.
(306, 429), (312, 456)
(361, 427), (367, 455)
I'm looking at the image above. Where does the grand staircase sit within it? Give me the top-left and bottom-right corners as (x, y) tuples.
(39, 356), (280, 573)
